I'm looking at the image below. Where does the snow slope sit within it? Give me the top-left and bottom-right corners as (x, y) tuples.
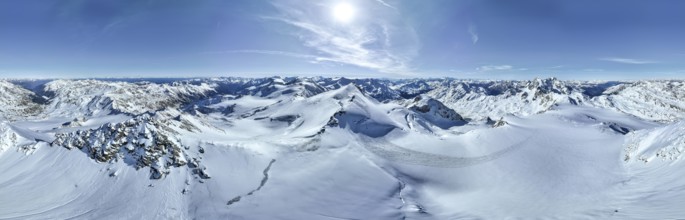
(1, 77), (685, 219)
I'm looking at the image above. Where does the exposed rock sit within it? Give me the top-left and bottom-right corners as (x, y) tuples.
(606, 122), (632, 135)
(492, 117), (508, 128)
(270, 115), (300, 125)
(51, 113), (207, 179)
(409, 96), (464, 121)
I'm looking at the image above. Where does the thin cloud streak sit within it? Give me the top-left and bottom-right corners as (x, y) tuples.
(599, 57), (659, 64)
(468, 24), (479, 44)
(374, 0), (396, 9)
(477, 65), (513, 71)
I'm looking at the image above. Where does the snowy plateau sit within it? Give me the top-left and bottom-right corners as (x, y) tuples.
(1, 77), (685, 219)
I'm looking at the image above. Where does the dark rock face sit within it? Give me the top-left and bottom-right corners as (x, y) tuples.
(410, 97), (463, 121)
(488, 117), (508, 128)
(271, 115), (300, 125)
(607, 122), (632, 135)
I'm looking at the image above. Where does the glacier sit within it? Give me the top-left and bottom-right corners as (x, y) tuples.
(1, 77), (684, 219)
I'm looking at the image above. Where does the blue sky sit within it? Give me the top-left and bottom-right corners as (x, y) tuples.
(1, 0), (684, 79)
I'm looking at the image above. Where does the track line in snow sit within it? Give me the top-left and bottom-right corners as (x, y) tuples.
(226, 159), (276, 206)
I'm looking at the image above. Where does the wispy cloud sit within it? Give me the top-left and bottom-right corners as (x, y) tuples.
(374, 0), (397, 9)
(599, 57), (658, 64)
(267, 0), (418, 75)
(477, 65), (513, 71)
(468, 24), (479, 44)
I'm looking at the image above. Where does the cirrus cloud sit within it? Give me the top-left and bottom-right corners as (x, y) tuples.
(599, 57), (659, 64)
(266, 0), (419, 75)
(468, 24), (479, 44)
(477, 65), (513, 71)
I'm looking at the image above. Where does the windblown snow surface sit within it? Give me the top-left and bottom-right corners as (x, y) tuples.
(1, 77), (684, 219)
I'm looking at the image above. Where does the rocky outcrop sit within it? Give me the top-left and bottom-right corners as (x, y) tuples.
(487, 117), (508, 128)
(410, 96), (464, 122)
(51, 114), (206, 179)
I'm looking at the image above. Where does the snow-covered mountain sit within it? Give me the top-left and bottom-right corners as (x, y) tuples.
(588, 81), (685, 122)
(1, 77), (685, 219)
(0, 80), (43, 120)
(42, 79), (214, 117)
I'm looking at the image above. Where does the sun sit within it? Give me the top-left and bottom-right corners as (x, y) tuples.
(332, 2), (356, 23)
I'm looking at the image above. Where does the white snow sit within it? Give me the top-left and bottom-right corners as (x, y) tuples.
(1, 77), (685, 219)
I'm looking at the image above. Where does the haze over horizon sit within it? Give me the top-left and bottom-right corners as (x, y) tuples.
(1, 0), (684, 80)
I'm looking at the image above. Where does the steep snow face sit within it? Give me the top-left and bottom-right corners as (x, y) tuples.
(0, 123), (52, 155)
(624, 120), (685, 164)
(0, 81), (43, 120)
(589, 81), (685, 122)
(0, 123), (34, 154)
(43, 80), (214, 117)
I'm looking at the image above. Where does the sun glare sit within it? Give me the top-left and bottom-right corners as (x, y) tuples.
(332, 2), (356, 23)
